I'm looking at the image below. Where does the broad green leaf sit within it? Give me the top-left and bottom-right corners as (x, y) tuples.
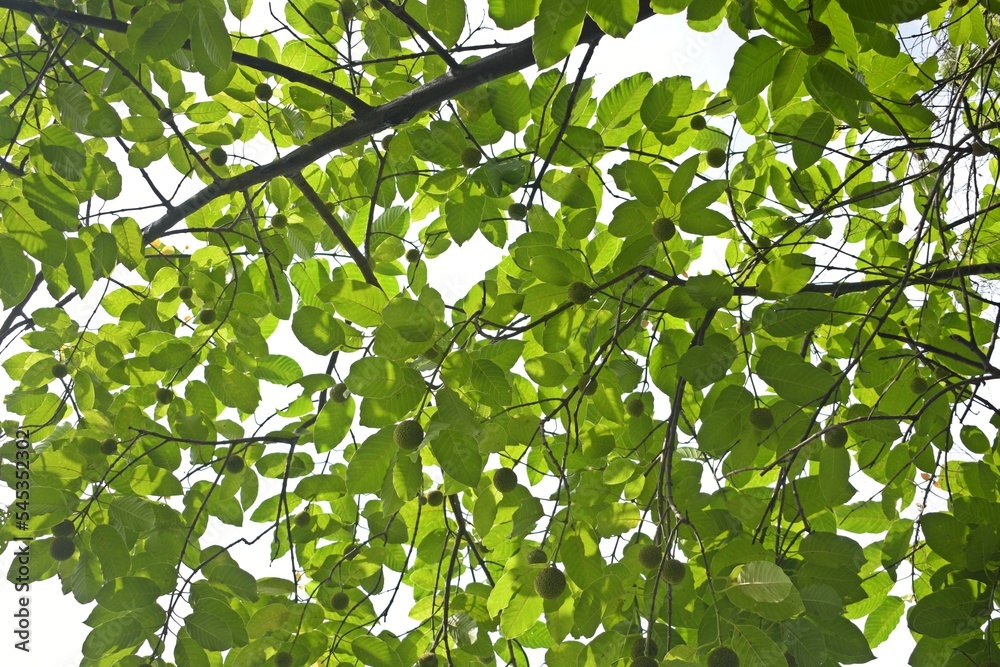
(533, 0), (589, 68)
(728, 36), (784, 105)
(428, 0), (466, 47)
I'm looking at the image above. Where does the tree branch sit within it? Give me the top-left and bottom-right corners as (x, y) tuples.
(0, 0), (373, 114)
(287, 172), (382, 289)
(141, 1), (658, 243)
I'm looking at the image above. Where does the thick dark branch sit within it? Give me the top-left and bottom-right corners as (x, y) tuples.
(0, 0), (372, 113)
(141, 1), (657, 243)
(287, 172), (382, 289)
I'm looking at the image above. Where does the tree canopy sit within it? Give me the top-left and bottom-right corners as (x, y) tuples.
(2, 0), (1000, 665)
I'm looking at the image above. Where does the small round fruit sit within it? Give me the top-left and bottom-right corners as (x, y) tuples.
(577, 375), (598, 396)
(779, 216), (797, 231)
(973, 141), (990, 156)
(651, 217), (676, 242)
(425, 489), (444, 506)
(225, 456), (245, 474)
(274, 651), (293, 667)
(49, 537), (75, 561)
(706, 147), (727, 168)
(394, 420), (424, 451)
(533, 565), (566, 599)
(802, 19), (833, 56)
(708, 645), (740, 667)
(51, 520), (75, 537)
(199, 308), (216, 325)
(690, 114), (707, 130)
(910, 376), (929, 393)
(293, 511), (311, 527)
(38, 15), (55, 31)
(631, 656), (658, 667)
(158, 107), (173, 123)
(818, 360), (835, 374)
(460, 147), (481, 169)
(331, 382), (349, 404)
(756, 236), (772, 250)
(405, 248), (420, 263)
(888, 219), (904, 234)
(209, 147), (227, 166)
(661, 557), (686, 585)
(637, 544), (661, 569)
(567, 281), (591, 305)
(51, 362), (68, 378)
(271, 213), (288, 229)
(255, 82), (273, 101)
(507, 202), (528, 220)
(934, 365), (950, 381)
(527, 548), (548, 564)
(749, 407), (774, 431)
(178, 285), (193, 300)
(625, 398), (645, 417)
(417, 653), (439, 667)
(630, 637), (659, 659)
(100, 438), (117, 455)
(381, 135), (392, 151)
(825, 425), (848, 448)
(493, 467), (518, 493)
(156, 387), (174, 405)
(330, 590), (350, 610)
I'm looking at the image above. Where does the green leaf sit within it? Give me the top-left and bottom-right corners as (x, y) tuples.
(864, 596), (903, 648)
(755, 253), (815, 297)
(920, 512), (968, 566)
(428, 0), (466, 47)
(728, 36), (785, 105)
(430, 428), (483, 487)
(0, 235), (36, 308)
(191, 2), (233, 76)
(346, 427), (396, 494)
(382, 297), (437, 343)
(132, 11), (191, 61)
(489, 0), (540, 28)
(533, 0), (589, 68)
(730, 623), (788, 667)
(320, 279), (389, 328)
(639, 76), (693, 132)
(608, 160), (662, 206)
(792, 112), (834, 169)
(185, 612), (233, 651)
(352, 635), (403, 667)
(754, 0), (811, 46)
(837, 0), (944, 24)
(587, 0), (639, 37)
(291, 306), (345, 354)
(730, 561), (794, 603)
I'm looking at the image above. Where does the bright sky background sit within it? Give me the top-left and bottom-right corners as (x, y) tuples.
(0, 3), (990, 666)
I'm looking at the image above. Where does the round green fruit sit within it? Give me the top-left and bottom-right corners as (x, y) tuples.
(331, 382), (349, 403)
(631, 637), (659, 659)
(293, 511), (311, 527)
(706, 147), (727, 168)
(910, 376), (929, 394)
(156, 387), (174, 405)
(49, 537), (75, 561)
(625, 398), (645, 417)
(158, 107), (173, 123)
(225, 456), (245, 474)
(417, 653), (439, 667)
(567, 281), (592, 305)
(271, 213), (288, 229)
(888, 219), (904, 234)
(405, 248), (421, 263)
(825, 425), (848, 448)
(209, 147), (227, 166)
(577, 375), (598, 396)
(425, 489), (444, 506)
(749, 407), (774, 431)
(631, 657), (658, 667)
(493, 467), (518, 493)
(460, 147), (481, 169)
(507, 202), (528, 220)
(394, 419), (424, 451)
(199, 308), (216, 325)
(708, 646), (740, 667)
(533, 565), (566, 599)
(802, 20), (833, 56)
(178, 285), (193, 300)
(330, 591), (350, 610)
(690, 114), (707, 130)
(756, 236), (772, 250)
(274, 651), (293, 667)
(51, 362), (68, 378)
(661, 557), (686, 585)
(38, 15), (55, 31)
(637, 544), (661, 569)
(651, 217), (676, 242)
(527, 548), (548, 564)
(100, 438), (117, 455)
(255, 82), (273, 101)
(51, 520), (75, 537)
